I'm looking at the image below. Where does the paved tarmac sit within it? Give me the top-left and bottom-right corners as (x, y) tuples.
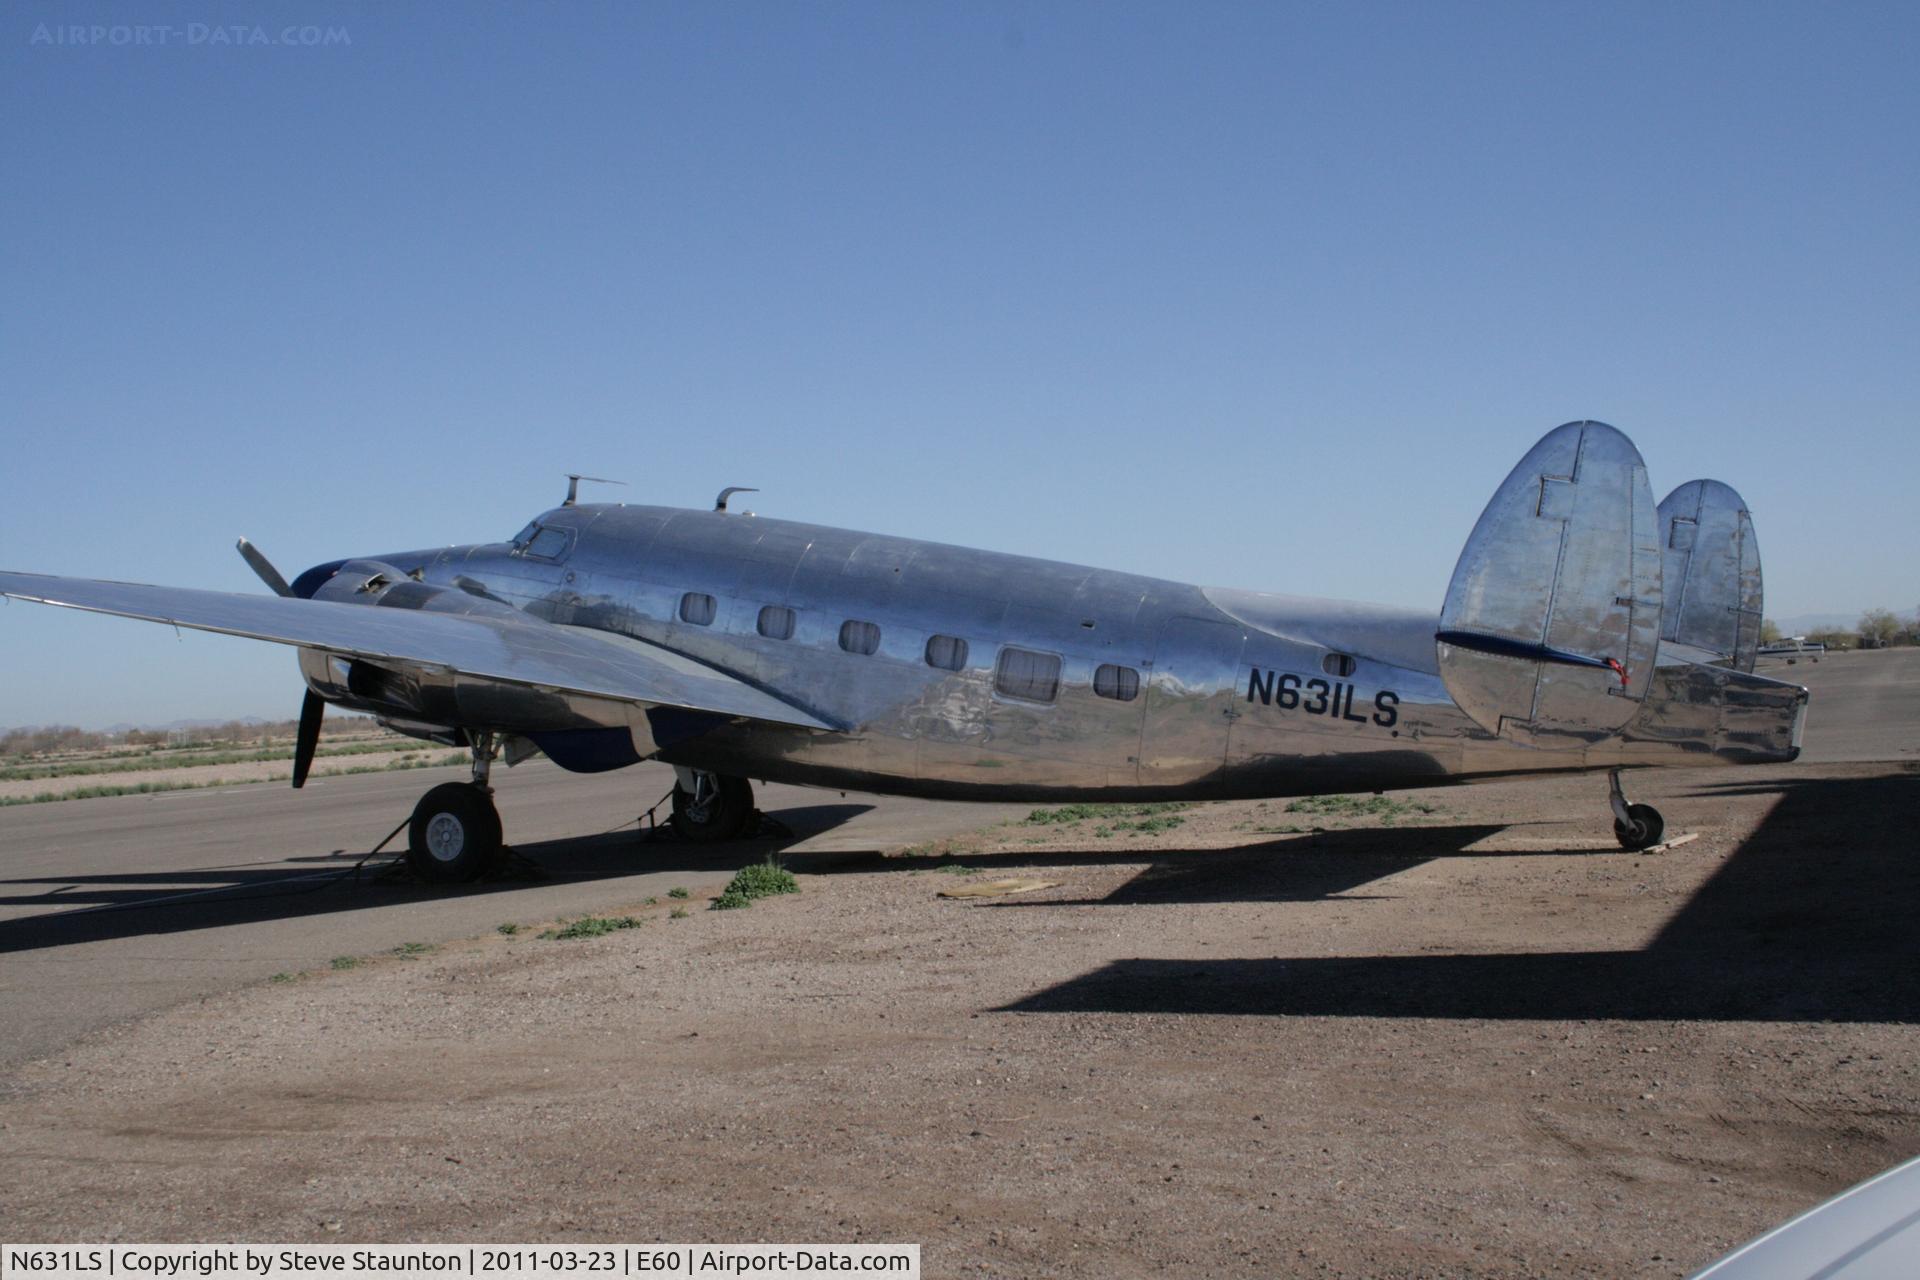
(1, 649), (1912, 1070)
(1759, 646), (1920, 763)
(0, 760), (1026, 1068)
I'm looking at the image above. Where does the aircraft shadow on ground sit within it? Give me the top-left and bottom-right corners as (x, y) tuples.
(1002, 770), (1920, 1023)
(978, 824), (1528, 906)
(0, 802), (873, 955)
(805, 822), (1603, 908)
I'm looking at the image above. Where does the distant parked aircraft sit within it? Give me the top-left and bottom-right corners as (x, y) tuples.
(1758, 638), (1826, 659)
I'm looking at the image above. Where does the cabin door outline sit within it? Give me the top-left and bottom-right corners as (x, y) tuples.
(1138, 616), (1245, 785)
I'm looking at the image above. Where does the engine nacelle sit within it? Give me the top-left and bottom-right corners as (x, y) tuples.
(307, 559), (527, 622)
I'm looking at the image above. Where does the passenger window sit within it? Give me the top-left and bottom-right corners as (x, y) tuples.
(839, 619), (881, 656)
(925, 634), (969, 672)
(524, 527), (570, 559)
(1093, 663), (1140, 701)
(1322, 652), (1357, 678)
(757, 605), (795, 641)
(680, 592), (717, 626)
(995, 647), (1061, 703)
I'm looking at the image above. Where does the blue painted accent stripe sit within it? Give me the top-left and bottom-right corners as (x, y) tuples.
(526, 728), (643, 774)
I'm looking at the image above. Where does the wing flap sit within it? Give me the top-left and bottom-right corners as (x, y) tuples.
(0, 571), (835, 732)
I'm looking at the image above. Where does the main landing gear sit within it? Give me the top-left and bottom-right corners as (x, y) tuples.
(670, 768), (755, 843)
(407, 732), (503, 883)
(1608, 768), (1665, 851)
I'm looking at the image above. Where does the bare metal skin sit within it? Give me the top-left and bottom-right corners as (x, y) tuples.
(0, 421), (1807, 875)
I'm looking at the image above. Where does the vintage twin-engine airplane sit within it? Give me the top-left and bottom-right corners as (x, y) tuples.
(0, 421), (1806, 881)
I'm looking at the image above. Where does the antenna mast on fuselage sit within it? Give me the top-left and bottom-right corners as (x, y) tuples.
(563, 474), (626, 506)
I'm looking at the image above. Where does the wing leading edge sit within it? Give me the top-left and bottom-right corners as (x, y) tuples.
(0, 570), (836, 732)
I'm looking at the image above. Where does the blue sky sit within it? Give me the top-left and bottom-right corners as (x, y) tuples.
(2, 1), (1915, 728)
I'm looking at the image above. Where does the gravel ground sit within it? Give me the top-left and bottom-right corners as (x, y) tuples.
(3, 759), (1918, 1277)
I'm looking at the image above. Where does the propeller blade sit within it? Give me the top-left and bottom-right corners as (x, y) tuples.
(236, 538), (294, 597)
(292, 691), (324, 789)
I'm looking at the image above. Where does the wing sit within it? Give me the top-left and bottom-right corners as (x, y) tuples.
(0, 570), (836, 732)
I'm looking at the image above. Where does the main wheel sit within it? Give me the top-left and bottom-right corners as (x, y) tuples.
(670, 773), (754, 843)
(1613, 802), (1665, 851)
(407, 782), (503, 882)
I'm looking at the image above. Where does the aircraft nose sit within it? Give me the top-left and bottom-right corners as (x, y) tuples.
(289, 559), (347, 599)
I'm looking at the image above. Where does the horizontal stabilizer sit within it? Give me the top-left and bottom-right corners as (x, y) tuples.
(1438, 421), (1662, 748)
(1657, 480), (1763, 673)
(1611, 656), (1807, 765)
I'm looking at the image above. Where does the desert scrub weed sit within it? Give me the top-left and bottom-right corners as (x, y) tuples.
(1284, 795), (1437, 821)
(728, 856), (799, 898)
(543, 915), (642, 940)
(667, 886), (690, 899)
(0, 736), (431, 782)
(496, 922), (520, 936)
(0, 750), (468, 807)
(710, 856), (799, 909)
(329, 956), (360, 971)
(669, 906), (689, 919)
(1024, 801), (1192, 826)
(0, 780), (214, 806)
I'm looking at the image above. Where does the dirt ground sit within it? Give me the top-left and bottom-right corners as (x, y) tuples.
(0, 751), (460, 802)
(3, 759), (1918, 1277)
(0, 725), (459, 802)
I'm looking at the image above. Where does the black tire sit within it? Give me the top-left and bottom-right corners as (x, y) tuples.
(407, 782), (503, 883)
(670, 774), (754, 843)
(1613, 803), (1665, 851)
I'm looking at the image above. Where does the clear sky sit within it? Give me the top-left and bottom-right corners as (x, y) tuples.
(2, 1), (1915, 728)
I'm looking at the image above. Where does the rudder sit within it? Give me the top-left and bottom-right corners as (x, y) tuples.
(1656, 479), (1763, 673)
(1437, 421), (1663, 748)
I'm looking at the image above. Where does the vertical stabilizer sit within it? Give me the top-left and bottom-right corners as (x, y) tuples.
(1437, 421), (1662, 748)
(1656, 479), (1763, 673)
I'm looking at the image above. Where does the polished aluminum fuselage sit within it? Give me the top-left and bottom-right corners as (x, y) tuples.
(301, 503), (1797, 801)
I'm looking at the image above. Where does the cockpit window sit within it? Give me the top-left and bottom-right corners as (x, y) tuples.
(511, 521), (540, 550)
(521, 526), (572, 559)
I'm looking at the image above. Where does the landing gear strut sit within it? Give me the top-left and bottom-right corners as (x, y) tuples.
(670, 769), (755, 843)
(406, 732), (503, 882)
(1608, 768), (1665, 851)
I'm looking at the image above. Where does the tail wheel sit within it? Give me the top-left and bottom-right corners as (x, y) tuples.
(1614, 803), (1666, 851)
(670, 773), (754, 843)
(407, 782), (502, 882)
